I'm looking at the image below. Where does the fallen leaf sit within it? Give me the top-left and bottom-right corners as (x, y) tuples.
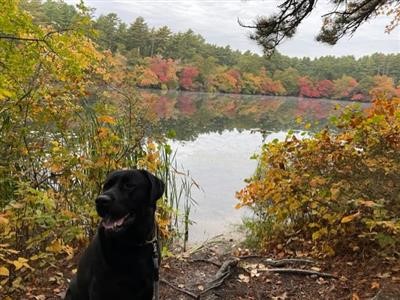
(0, 266), (9, 277)
(341, 211), (360, 223)
(250, 269), (260, 277)
(377, 272), (391, 278)
(371, 281), (380, 289)
(272, 292), (287, 300)
(238, 274), (250, 283)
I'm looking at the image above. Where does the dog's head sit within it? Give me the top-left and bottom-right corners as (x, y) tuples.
(95, 169), (164, 238)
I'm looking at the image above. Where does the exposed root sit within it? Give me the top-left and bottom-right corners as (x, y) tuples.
(258, 267), (338, 279)
(236, 256), (315, 267)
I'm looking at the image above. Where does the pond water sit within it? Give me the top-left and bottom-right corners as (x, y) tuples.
(144, 90), (354, 242)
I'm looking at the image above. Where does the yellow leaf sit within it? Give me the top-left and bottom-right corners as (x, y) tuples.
(341, 211), (361, 224)
(0, 266), (9, 277)
(12, 257), (31, 271)
(322, 244), (335, 256)
(46, 239), (63, 253)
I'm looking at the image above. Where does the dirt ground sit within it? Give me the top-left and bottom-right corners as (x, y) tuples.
(5, 237), (400, 300)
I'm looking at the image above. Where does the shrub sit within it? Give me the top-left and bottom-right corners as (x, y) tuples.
(237, 97), (400, 257)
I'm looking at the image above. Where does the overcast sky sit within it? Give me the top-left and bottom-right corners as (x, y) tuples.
(66, 0), (400, 58)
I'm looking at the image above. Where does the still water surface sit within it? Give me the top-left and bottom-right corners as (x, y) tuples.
(145, 90), (352, 242)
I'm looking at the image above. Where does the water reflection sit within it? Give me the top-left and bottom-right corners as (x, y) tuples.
(142, 89), (351, 242)
(144, 89), (344, 141)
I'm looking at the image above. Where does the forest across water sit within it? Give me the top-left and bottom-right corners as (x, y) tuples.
(1, 1), (400, 299)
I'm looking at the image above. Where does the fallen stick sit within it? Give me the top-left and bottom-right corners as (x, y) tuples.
(160, 278), (199, 299)
(259, 268), (338, 279)
(186, 234), (224, 256)
(237, 256), (315, 266)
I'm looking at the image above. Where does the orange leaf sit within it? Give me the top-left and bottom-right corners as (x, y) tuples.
(0, 266), (9, 277)
(98, 115), (116, 124)
(341, 211), (361, 224)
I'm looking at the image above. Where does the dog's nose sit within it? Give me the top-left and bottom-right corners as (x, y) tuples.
(95, 194), (113, 207)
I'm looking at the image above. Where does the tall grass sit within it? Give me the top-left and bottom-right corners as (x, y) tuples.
(159, 143), (198, 251)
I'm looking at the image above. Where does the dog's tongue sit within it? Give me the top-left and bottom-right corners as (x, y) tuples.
(102, 214), (129, 230)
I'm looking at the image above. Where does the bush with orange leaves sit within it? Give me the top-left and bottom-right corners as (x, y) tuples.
(237, 97), (400, 257)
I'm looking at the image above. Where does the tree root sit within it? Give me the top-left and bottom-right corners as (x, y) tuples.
(199, 258), (239, 296)
(258, 267), (338, 279)
(161, 256), (337, 298)
(160, 258), (239, 299)
(236, 256), (315, 267)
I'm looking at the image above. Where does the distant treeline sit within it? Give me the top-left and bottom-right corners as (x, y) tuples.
(24, 0), (400, 100)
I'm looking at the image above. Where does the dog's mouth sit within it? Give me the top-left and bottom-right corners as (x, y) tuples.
(101, 213), (135, 231)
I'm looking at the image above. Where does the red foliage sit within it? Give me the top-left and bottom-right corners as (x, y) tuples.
(298, 77), (320, 98)
(145, 94), (174, 119)
(177, 95), (196, 116)
(179, 66), (199, 91)
(295, 98), (328, 120)
(316, 80), (334, 98)
(149, 56), (177, 85)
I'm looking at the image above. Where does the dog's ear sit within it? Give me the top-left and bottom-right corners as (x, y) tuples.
(140, 170), (165, 205)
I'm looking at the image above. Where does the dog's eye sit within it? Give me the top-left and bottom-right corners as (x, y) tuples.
(124, 183), (136, 190)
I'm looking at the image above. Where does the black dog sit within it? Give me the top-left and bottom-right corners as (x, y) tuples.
(65, 169), (164, 300)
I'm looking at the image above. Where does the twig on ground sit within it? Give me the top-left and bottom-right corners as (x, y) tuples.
(259, 268), (338, 279)
(236, 256), (315, 267)
(186, 234), (224, 256)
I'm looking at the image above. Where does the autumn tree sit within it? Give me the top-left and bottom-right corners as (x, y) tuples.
(179, 66), (200, 91)
(316, 79), (334, 98)
(0, 2), (190, 295)
(149, 56), (178, 89)
(332, 75), (358, 99)
(369, 74), (399, 99)
(241, 72), (262, 94)
(298, 76), (320, 98)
